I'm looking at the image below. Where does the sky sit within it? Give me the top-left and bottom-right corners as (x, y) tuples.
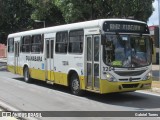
(147, 0), (159, 26)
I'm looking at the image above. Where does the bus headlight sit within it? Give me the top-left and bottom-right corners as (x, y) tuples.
(106, 73), (117, 82)
(142, 71), (152, 80)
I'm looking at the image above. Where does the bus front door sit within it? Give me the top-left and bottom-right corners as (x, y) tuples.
(86, 35), (100, 91)
(45, 39), (54, 82)
(14, 41), (20, 74)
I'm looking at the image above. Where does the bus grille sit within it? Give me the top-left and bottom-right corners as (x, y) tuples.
(122, 84), (139, 88)
(119, 78), (141, 82)
(115, 70), (146, 76)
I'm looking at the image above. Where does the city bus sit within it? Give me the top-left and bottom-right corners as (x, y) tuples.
(7, 19), (152, 95)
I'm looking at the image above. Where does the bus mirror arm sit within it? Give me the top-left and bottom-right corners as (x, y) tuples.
(101, 34), (106, 45)
(150, 38), (154, 54)
(101, 34), (110, 45)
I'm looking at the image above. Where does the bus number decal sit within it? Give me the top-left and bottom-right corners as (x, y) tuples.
(103, 67), (115, 71)
(62, 61), (69, 66)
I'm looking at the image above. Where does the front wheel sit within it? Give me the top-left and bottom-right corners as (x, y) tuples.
(70, 74), (83, 96)
(24, 67), (32, 83)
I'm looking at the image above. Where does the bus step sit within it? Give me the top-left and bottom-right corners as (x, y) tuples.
(86, 88), (100, 93)
(46, 80), (54, 85)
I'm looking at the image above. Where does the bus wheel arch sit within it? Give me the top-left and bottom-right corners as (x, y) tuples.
(23, 65), (32, 83)
(68, 70), (83, 95)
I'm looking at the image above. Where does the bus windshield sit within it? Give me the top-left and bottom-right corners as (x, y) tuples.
(103, 34), (152, 68)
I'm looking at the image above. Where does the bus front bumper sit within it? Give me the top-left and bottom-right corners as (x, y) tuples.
(100, 79), (152, 94)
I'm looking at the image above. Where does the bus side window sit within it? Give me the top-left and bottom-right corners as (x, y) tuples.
(8, 38), (14, 53)
(55, 31), (68, 54)
(41, 34), (44, 53)
(69, 29), (84, 54)
(21, 36), (31, 53)
(31, 34), (42, 53)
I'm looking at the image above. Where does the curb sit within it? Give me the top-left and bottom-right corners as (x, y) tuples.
(0, 100), (38, 120)
(152, 88), (160, 93)
(0, 100), (21, 120)
(143, 87), (160, 95)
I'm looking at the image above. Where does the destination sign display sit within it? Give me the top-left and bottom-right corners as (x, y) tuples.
(103, 21), (149, 34)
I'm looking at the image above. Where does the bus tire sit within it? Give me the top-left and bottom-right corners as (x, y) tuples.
(23, 67), (31, 83)
(70, 74), (83, 96)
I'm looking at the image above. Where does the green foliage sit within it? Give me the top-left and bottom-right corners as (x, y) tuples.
(0, 32), (7, 44)
(109, 0), (154, 21)
(55, 0), (94, 23)
(0, 0), (155, 41)
(28, 0), (65, 27)
(55, 0), (154, 23)
(0, 0), (33, 44)
(0, 0), (33, 33)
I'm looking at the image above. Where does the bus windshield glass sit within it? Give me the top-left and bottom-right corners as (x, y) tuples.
(103, 34), (152, 68)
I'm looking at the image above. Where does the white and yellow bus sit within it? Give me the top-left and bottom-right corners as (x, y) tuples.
(7, 19), (152, 95)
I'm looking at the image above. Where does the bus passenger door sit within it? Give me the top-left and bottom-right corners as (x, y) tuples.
(86, 35), (100, 91)
(45, 39), (54, 81)
(14, 41), (20, 74)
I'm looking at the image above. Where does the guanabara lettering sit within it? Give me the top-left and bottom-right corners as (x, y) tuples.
(26, 56), (42, 61)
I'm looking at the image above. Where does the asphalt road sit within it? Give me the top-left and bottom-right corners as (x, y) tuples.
(0, 70), (160, 120)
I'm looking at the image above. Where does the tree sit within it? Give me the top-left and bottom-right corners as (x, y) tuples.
(0, 0), (33, 33)
(55, 0), (95, 23)
(0, 0), (155, 41)
(55, 0), (154, 23)
(0, 0), (33, 44)
(109, 0), (154, 21)
(28, 0), (65, 27)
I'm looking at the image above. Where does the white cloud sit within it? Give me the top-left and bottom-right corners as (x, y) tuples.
(147, 0), (159, 26)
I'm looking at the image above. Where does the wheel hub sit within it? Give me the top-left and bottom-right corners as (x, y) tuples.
(72, 79), (79, 90)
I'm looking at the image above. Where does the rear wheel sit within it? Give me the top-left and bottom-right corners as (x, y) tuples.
(70, 74), (83, 96)
(24, 67), (32, 83)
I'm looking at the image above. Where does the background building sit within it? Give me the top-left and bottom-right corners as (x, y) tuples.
(0, 44), (7, 58)
(149, 25), (159, 64)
